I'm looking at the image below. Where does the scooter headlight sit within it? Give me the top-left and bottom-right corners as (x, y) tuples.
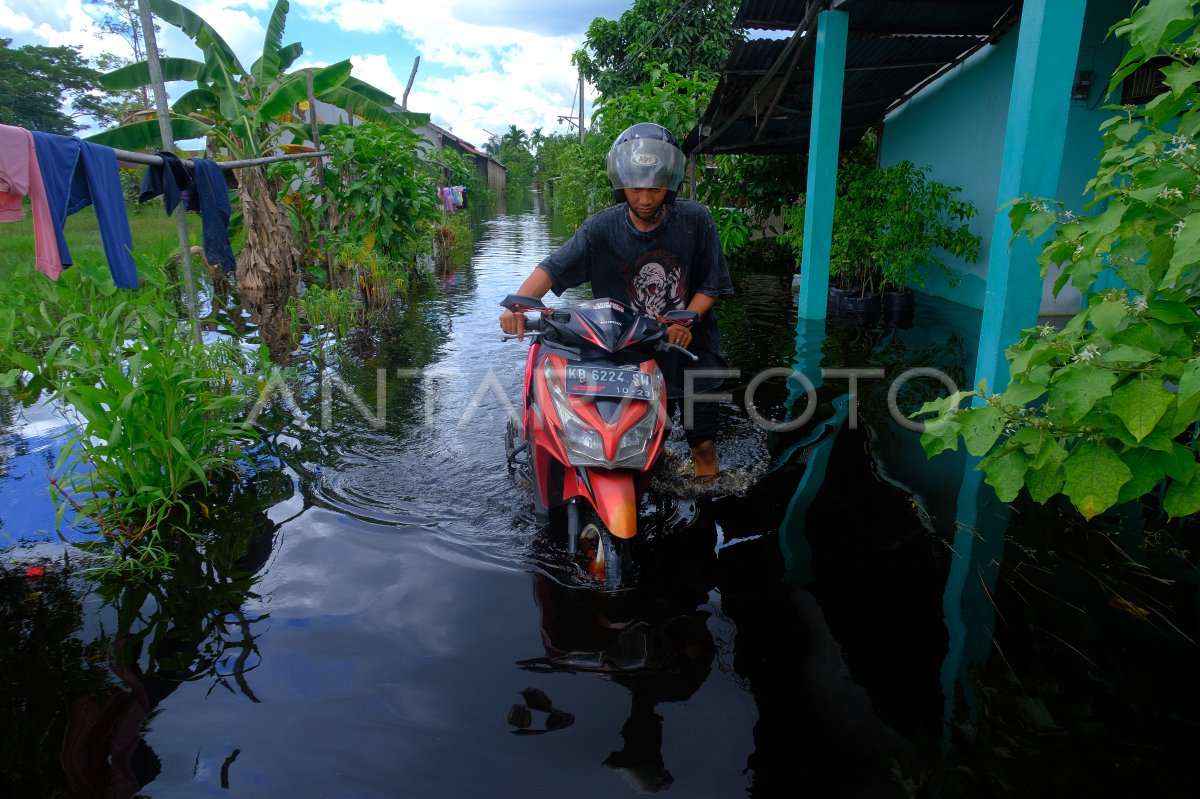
(614, 407), (658, 467)
(612, 373), (664, 469)
(543, 360), (662, 469)
(545, 360), (606, 465)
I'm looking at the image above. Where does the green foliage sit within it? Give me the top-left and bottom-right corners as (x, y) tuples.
(916, 0), (1200, 520)
(0, 38), (109, 134)
(697, 152), (809, 228)
(592, 63), (716, 149)
(0, 233), (179, 388)
(273, 122), (440, 273)
(538, 63), (716, 225)
(42, 298), (267, 575)
(538, 133), (606, 226)
(486, 124), (536, 196)
(713, 207), (751, 257)
(287, 286), (359, 358)
(785, 160), (981, 294)
(573, 0), (742, 97)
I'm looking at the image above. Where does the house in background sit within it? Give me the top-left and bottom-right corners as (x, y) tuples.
(414, 121), (508, 197)
(688, 0), (1137, 394)
(687, 0), (1148, 746)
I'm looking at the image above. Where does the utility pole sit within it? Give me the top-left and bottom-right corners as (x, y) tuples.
(578, 73), (585, 143)
(136, 0), (199, 342)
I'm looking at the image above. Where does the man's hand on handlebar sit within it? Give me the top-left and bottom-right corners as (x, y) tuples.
(665, 322), (693, 350)
(499, 308), (528, 341)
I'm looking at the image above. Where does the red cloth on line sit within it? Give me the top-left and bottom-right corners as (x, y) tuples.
(0, 124), (62, 279)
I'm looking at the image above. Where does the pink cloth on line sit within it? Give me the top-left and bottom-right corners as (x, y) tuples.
(0, 124), (62, 279)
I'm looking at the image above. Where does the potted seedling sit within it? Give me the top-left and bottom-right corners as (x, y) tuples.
(786, 161), (981, 321)
(869, 161), (981, 324)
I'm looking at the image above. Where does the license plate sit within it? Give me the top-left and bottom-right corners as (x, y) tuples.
(564, 364), (653, 400)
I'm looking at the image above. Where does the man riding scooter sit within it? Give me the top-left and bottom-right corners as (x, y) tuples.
(499, 122), (734, 477)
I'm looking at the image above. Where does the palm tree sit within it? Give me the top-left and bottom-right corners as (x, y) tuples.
(501, 124), (529, 155)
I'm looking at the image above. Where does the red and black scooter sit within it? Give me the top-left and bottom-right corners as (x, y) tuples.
(502, 295), (697, 589)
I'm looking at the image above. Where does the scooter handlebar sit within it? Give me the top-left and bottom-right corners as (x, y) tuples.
(500, 311), (544, 342)
(656, 339), (700, 361)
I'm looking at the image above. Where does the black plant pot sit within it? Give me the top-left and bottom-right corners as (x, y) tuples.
(840, 290), (881, 318)
(883, 289), (915, 328)
(830, 284), (878, 311)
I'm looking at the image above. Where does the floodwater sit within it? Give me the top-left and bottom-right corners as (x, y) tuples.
(4, 194), (1200, 797)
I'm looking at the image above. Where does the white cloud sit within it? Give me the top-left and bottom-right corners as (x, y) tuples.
(2, 0), (121, 57)
(5, 0), (623, 148)
(288, 0), (603, 146)
(0, 1), (35, 35)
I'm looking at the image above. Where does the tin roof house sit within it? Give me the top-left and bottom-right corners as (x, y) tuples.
(686, 0), (1156, 744)
(688, 0), (1135, 398)
(413, 121), (508, 197)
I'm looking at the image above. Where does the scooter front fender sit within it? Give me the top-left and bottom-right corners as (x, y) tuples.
(569, 468), (638, 540)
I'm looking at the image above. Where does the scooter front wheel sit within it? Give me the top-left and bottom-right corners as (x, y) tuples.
(504, 415), (526, 464)
(578, 512), (631, 590)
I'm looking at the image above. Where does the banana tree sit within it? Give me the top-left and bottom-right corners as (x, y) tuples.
(88, 0), (427, 298)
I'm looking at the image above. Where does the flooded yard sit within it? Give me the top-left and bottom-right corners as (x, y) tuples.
(3, 195), (1200, 797)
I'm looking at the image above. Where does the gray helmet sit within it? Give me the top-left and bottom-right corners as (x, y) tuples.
(606, 122), (686, 205)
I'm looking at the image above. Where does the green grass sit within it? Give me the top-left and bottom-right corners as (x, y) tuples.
(0, 202), (202, 274)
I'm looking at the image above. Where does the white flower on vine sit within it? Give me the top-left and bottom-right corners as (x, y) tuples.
(1060, 210), (1077, 222)
(1129, 295), (1149, 314)
(1169, 135), (1197, 157)
(1032, 200), (1052, 213)
(1170, 220), (1186, 240)
(1158, 186), (1184, 202)
(1038, 323), (1057, 338)
(1075, 344), (1102, 363)
(1073, 244), (1085, 258)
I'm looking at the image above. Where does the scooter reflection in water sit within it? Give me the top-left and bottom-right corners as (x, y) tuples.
(513, 518), (719, 793)
(514, 475), (914, 796)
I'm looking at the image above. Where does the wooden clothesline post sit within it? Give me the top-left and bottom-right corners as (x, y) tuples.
(133, 0), (331, 343)
(136, 0), (200, 344)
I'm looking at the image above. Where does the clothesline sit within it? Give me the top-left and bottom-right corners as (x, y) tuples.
(111, 148), (330, 170)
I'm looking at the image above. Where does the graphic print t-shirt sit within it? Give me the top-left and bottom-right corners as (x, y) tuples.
(536, 200), (734, 397)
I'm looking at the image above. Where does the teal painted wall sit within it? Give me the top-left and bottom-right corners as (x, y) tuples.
(878, 0), (1131, 312)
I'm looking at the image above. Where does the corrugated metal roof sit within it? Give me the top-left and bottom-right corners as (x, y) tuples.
(687, 0), (1022, 158)
(735, 0), (818, 30)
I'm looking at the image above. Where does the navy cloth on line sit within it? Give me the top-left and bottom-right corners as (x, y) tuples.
(32, 131), (139, 289)
(138, 150), (193, 215)
(190, 157), (236, 273)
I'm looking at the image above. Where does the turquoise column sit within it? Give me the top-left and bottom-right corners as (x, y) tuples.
(940, 460), (1011, 749)
(971, 0), (1087, 394)
(797, 10), (848, 321)
(944, 0), (1087, 750)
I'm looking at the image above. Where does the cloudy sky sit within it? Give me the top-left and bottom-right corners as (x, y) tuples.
(1, 0), (634, 147)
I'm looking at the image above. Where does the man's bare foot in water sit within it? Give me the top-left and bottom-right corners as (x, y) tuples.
(691, 441), (719, 477)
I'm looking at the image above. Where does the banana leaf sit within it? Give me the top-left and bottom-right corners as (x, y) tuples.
(252, 42), (304, 83)
(258, 61), (351, 122)
(342, 76), (395, 106)
(277, 43), (304, 74)
(318, 86), (420, 128)
(172, 88), (219, 116)
(150, 0), (247, 76)
(253, 0), (291, 88)
(100, 57), (206, 91)
(392, 109), (432, 128)
(85, 117), (213, 150)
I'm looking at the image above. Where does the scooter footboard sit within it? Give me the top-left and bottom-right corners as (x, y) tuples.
(567, 468), (638, 539)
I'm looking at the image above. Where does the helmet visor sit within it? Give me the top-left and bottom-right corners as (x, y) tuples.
(606, 138), (686, 191)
